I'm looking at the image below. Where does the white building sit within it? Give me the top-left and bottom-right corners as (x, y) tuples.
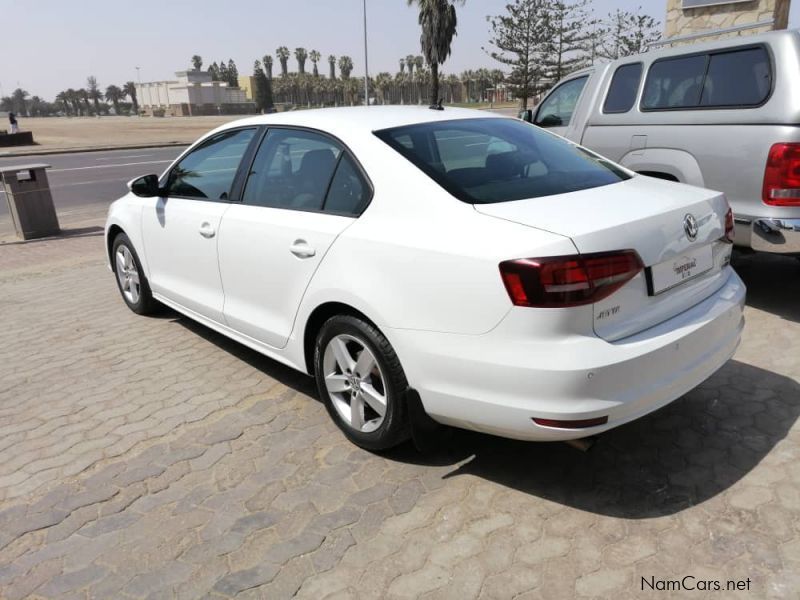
(136, 70), (255, 116)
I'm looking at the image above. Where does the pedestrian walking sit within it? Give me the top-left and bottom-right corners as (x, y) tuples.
(8, 112), (18, 134)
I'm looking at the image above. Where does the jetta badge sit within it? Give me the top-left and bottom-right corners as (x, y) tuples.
(684, 213), (699, 241)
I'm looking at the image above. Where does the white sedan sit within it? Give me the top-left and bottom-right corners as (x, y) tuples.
(105, 106), (745, 450)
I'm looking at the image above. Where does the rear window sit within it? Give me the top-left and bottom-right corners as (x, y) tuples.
(374, 118), (630, 204)
(603, 63), (643, 114)
(642, 45), (771, 111)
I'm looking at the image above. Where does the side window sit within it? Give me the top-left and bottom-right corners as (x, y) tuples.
(641, 55), (707, 110)
(165, 128), (256, 200)
(701, 47), (771, 107)
(603, 63), (643, 114)
(242, 129), (342, 211)
(323, 154), (370, 216)
(534, 76), (588, 128)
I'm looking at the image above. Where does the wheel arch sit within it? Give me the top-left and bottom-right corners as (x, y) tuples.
(619, 148), (705, 187)
(106, 224), (126, 269)
(302, 301), (381, 376)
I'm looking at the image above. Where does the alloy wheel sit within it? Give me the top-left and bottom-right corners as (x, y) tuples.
(323, 334), (388, 433)
(115, 245), (141, 304)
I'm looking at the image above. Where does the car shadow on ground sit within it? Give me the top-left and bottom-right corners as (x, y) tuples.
(388, 359), (799, 519)
(169, 312), (798, 519)
(733, 251), (800, 323)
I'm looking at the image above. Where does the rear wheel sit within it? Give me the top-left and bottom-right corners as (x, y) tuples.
(112, 233), (157, 315)
(314, 315), (410, 450)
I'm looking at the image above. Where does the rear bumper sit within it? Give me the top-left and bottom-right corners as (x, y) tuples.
(750, 218), (800, 254)
(391, 269), (745, 442)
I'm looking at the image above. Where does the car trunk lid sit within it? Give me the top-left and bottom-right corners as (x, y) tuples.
(475, 176), (733, 341)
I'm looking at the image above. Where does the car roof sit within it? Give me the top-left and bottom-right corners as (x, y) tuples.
(215, 105), (506, 138)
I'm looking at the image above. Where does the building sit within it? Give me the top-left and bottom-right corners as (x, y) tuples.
(237, 75), (257, 101)
(136, 69), (256, 116)
(660, 0), (790, 47)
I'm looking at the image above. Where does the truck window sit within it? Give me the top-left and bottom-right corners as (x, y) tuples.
(534, 76), (588, 128)
(700, 47), (771, 107)
(641, 55), (707, 110)
(603, 63), (643, 114)
(642, 45), (771, 111)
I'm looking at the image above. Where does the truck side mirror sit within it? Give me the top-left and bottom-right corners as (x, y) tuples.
(518, 109), (533, 123)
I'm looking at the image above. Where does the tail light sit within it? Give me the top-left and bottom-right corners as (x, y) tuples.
(724, 207), (735, 243)
(499, 250), (643, 308)
(763, 143), (800, 206)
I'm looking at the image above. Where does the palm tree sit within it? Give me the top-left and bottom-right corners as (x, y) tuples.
(399, 58), (406, 75)
(79, 89), (91, 115)
(65, 88), (81, 116)
(262, 55), (273, 80)
(191, 55), (203, 70)
(489, 69), (505, 103)
(328, 55), (337, 79)
(405, 54), (416, 78)
(408, 0), (462, 105)
(374, 72), (392, 104)
(295, 47), (308, 75)
(105, 85), (123, 114)
(56, 91), (70, 115)
(338, 56), (353, 80)
(309, 50), (321, 77)
(276, 46), (290, 77)
(87, 76), (103, 115)
(11, 88), (29, 115)
(123, 81), (139, 115)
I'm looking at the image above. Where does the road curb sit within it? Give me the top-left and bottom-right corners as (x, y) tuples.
(0, 141), (188, 158)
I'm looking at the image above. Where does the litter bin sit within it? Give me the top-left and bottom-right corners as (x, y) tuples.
(0, 163), (60, 240)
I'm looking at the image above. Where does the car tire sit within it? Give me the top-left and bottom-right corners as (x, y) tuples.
(314, 314), (410, 451)
(112, 233), (157, 315)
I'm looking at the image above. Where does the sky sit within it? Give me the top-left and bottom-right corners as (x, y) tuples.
(1, 0), (799, 100)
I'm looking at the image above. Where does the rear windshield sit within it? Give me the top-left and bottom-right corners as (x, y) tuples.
(374, 118), (629, 204)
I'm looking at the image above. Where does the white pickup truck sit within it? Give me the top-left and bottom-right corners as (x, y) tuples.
(520, 29), (800, 256)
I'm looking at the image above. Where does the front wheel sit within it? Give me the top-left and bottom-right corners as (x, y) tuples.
(112, 233), (157, 315)
(314, 315), (410, 450)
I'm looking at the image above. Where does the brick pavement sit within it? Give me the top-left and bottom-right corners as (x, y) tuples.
(0, 224), (799, 599)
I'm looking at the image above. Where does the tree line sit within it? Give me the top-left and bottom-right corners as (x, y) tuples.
(2, 0), (660, 117)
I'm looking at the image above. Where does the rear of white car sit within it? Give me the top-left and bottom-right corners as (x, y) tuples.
(373, 117), (745, 441)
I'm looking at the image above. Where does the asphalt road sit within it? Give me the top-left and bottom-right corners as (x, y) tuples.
(0, 146), (185, 218)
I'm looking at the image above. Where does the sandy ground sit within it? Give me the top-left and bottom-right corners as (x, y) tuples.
(5, 105), (520, 155)
(4, 116), (244, 154)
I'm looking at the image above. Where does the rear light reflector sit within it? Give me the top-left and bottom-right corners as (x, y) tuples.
(533, 416), (609, 429)
(499, 250), (643, 308)
(763, 143), (800, 206)
(724, 207), (735, 243)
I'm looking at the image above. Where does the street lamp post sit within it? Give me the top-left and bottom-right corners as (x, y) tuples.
(135, 67), (141, 84)
(363, 0), (369, 106)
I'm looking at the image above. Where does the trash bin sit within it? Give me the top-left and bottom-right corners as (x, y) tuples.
(0, 163), (60, 240)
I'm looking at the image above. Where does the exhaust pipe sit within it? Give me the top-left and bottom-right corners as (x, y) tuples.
(564, 436), (598, 452)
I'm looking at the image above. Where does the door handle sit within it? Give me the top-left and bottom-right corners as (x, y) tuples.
(199, 222), (216, 238)
(290, 239), (316, 258)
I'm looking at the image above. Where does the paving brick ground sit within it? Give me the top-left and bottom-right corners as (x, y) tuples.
(0, 222), (799, 599)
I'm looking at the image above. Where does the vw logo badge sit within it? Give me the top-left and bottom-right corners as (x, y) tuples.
(684, 213), (699, 241)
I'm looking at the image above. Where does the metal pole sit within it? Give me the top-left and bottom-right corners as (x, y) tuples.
(136, 67), (141, 84)
(363, 0), (369, 106)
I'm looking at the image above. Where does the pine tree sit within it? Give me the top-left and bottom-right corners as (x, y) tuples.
(209, 62), (219, 81)
(253, 60), (275, 113)
(218, 61), (229, 84)
(599, 8), (661, 60)
(227, 59), (239, 87)
(485, 0), (550, 109)
(542, 0), (596, 82)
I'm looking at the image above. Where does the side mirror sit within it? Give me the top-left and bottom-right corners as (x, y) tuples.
(518, 109), (533, 123)
(128, 174), (161, 198)
(538, 114), (563, 128)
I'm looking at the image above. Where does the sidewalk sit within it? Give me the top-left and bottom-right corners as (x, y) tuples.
(0, 226), (798, 598)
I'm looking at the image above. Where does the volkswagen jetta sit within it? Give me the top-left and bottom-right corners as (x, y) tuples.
(105, 106), (745, 450)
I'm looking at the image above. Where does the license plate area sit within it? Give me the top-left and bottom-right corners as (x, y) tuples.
(645, 245), (714, 296)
